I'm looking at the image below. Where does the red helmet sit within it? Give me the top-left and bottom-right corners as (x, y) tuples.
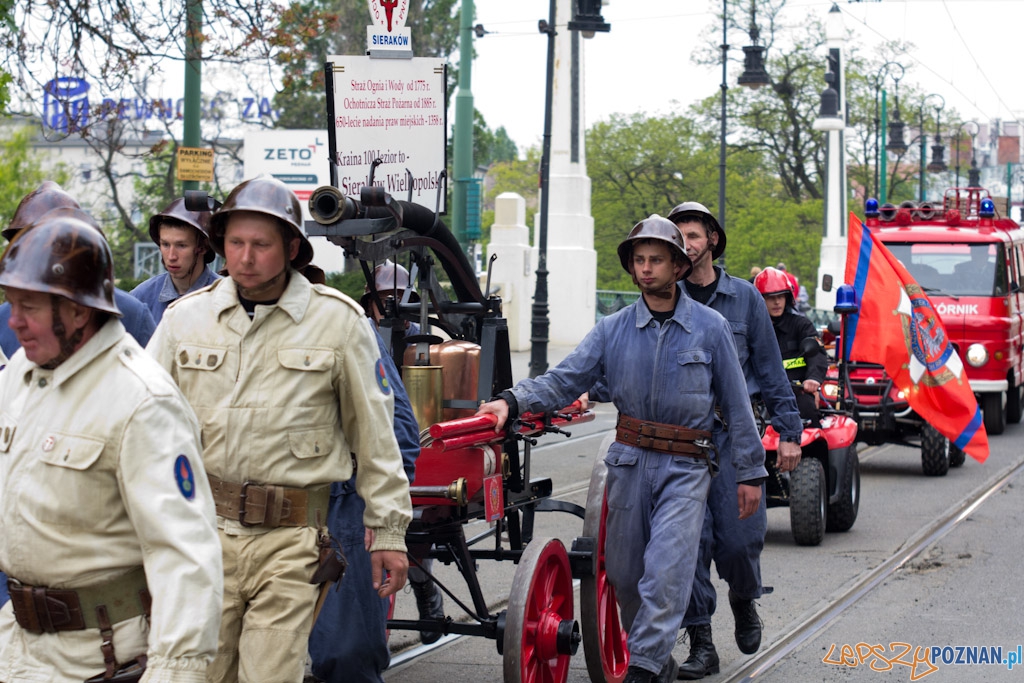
(4, 181), (81, 241)
(149, 198), (215, 264)
(209, 175), (313, 269)
(616, 215), (692, 277)
(666, 201), (725, 260)
(0, 214), (121, 316)
(754, 267), (795, 305)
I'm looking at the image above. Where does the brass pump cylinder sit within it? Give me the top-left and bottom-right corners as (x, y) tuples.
(404, 365), (443, 430)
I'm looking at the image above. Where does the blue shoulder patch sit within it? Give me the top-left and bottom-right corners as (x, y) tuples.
(174, 454), (196, 500)
(375, 358), (391, 395)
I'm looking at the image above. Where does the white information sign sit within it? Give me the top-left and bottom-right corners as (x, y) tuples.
(243, 129), (344, 271)
(327, 55), (448, 212)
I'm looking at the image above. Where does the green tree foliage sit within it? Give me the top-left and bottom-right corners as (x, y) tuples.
(586, 112), (717, 291)
(474, 111), (518, 167)
(0, 126), (70, 228)
(582, 110), (823, 294)
(274, 0), (460, 129)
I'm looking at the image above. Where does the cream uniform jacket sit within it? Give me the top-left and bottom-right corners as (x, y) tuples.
(0, 318), (223, 683)
(148, 272), (411, 551)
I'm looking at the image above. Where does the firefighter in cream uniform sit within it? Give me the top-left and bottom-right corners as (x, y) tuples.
(0, 215), (222, 682)
(147, 176), (411, 682)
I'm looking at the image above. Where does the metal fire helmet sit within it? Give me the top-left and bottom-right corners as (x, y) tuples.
(0, 214), (121, 316)
(754, 266), (795, 305)
(666, 201), (726, 260)
(209, 175), (314, 269)
(616, 214), (692, 275)
(3, 181), (81, 242)
(149, 197), (215, 264)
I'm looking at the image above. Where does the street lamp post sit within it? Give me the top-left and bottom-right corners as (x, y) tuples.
(718, 0), (770, 269)
(529, 0), (608, 379)
(968, 132), (981, 188)
(953, 121), (980, 189)
(917, 94), (946, 202)
(871, 62), (904, 200)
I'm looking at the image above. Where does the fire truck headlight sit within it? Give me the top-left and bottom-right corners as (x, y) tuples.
(966, 343), (989, 368)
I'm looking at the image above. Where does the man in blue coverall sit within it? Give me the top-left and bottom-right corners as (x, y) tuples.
(129, 197), (220, 324)
(307, 328), (420, 683)
(0, 183), (155, 362)
(477, 215), (764, 683)
(668, 202), (804, 679)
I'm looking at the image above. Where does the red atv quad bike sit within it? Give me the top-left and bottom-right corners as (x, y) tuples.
(757, 294), (861, 546)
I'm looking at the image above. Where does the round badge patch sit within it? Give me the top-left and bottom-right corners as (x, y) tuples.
(375, 358), (391, 395)
(174, 454), (196, 501)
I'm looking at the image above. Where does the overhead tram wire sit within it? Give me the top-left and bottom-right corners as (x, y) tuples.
(839, 2), (1022, 127)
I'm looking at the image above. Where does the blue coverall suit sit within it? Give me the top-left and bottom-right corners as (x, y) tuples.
(307, 329), (420, 683)
(0, 290), (157, 607)
(507, 287), (764, 675)
(681, 268), (802, 627)
(129, 266), (220, 324)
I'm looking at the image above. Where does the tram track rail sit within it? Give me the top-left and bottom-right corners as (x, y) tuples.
(720, 455), (1024, 682)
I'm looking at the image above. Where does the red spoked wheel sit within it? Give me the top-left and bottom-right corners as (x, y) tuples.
(502, 537), (578, 683)
(580, 436), (629, 683)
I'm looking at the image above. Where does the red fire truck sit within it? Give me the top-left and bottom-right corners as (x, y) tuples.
(861, 189), (1024, 436)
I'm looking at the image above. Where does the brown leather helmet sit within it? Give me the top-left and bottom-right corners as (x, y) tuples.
(209, 175), (313, 269)
(617, 214), (692, 276)
(0, 214), (121, 316)
(3, 181), (81, 241)
(667, 201), (726, 260)
(149, 198), (215, 264)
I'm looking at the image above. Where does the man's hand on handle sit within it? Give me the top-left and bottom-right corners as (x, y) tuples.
(476, 399), (509, 433)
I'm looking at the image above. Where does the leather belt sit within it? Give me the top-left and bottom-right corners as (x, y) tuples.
(209, 475), (329, 528)
(615, 414), (712, 457)
(7, 566), (150, 634)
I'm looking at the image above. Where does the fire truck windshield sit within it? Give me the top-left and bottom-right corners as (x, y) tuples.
(887, 243), (1006, 297)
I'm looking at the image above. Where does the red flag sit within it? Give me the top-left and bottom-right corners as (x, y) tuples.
(843, 213), (989, 462)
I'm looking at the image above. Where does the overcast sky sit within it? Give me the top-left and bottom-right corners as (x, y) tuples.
(468, 0), (1024, 154)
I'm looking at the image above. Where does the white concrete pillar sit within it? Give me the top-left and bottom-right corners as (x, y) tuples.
(487, 193), (534, 351)
(538, 0), (597, 345)
(815, 4), (847, 311)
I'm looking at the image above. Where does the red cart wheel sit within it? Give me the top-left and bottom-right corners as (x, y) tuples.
(502, 537), (578, 683)
(580, 435), (629, 683)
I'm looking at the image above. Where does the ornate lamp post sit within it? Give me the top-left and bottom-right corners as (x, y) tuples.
(529, 0), (609, 378)
(870, 62), (904, 200)
(917, 93), (946, 201)
(953, 120), (980, 189)
(716, 0), (770, 269)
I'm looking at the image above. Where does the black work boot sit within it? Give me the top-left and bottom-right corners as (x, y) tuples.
(410, 578), (445, 645)
(676, 624), (720, 680)
(624, 665), (655, 683)
(728, 590), (763, 655)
